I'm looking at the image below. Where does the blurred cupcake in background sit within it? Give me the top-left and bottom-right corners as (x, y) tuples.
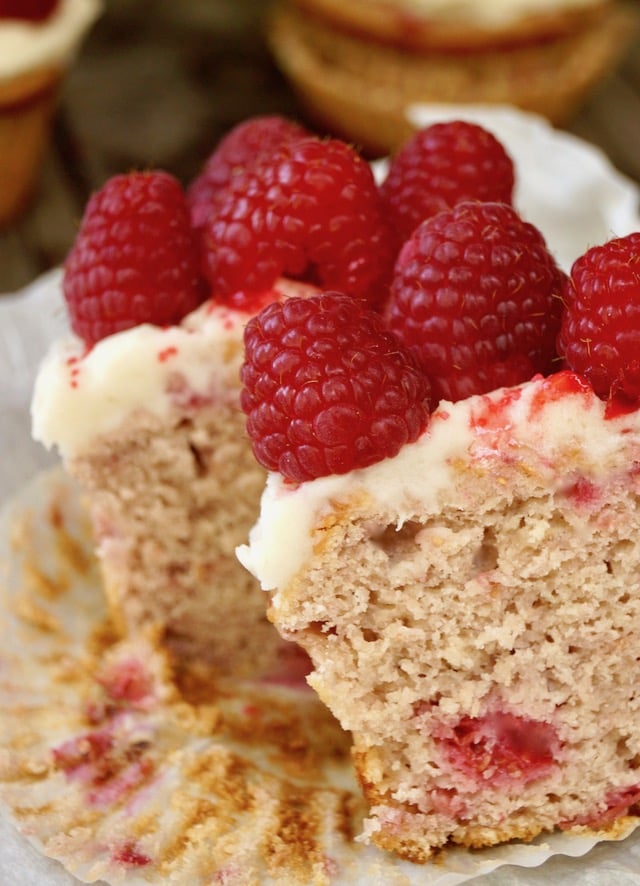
(0, 0), (101, 228)
(267, 0), (639, 154)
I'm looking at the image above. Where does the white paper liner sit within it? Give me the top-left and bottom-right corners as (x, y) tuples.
(1, 105), (640, 883)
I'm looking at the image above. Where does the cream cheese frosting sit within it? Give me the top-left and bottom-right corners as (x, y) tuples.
(0, 0), (102, 81)
(237, 373), (640, 594)
(378, 0), (603, 27)
(31, 298), (249, 459)
(31, 278), (315, 460)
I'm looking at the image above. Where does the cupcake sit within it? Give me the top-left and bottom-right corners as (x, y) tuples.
(0, 0), (101, 227)
(267, 0), (639, 154)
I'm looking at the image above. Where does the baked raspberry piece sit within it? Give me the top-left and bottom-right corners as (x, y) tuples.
(0, 0), (58, 20)
(386, 201), (567, 404)
(432, 711), (561, 788)
(380, 120), (515, 244)
(200, 137), (396, 310)
(64, 171), (207, 347)
(240, 292), (431, 482)
(558, 232), (640, 404)
(188, 115), (309, 230)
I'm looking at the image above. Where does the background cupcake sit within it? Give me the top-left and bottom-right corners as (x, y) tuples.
(267, 0), (640, 154)
(0, 0), (101, 228)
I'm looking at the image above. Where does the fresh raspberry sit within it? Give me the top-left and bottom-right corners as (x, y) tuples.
(187, 115), (309, 230)
(380, 121), (515, 244)
(0, 0), (58, 20)
(240, 292), (431, 482)
(557, 232), (640, 404)
(386, 201), (566, 404)
(200, 137), (396, 311)
(64, 171), (207, 347)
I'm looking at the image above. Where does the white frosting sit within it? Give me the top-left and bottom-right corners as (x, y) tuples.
(238, 377), (640, 592)
(31, 278), (316, 459)
(31, 297), (248, 459)
(386, 0), (602, 27)
(0, 0), (102, 81)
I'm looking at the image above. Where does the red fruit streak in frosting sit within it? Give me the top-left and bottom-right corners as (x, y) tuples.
(158, 345), (179, 363)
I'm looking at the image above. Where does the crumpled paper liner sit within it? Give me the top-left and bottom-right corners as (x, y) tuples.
(1, 105), (640, 884)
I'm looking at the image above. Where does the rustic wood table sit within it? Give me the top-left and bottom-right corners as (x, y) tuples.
(1, 0), (639, 295)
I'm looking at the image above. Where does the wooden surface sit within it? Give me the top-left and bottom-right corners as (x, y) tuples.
(1, 0), (639, 295)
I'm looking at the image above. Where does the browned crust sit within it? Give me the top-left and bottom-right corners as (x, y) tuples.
(352, 733), (640, 863)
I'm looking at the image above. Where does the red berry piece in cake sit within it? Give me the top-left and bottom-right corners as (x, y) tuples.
(431, 711), (561, 788)
(240, 292), (431, 482)
(63, 170), (207, 347)
(187, 114), (309, 230)
(200, 137), (396, 310)
(0, 0), (59, 20)
(111, 842), (152, 869)
(386, 201), (567, 404)
(558, 232), (640, 405)
(380, 120), (515, 244)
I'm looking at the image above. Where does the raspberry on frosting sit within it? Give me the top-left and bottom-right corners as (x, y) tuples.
(63, 171), (207, 347)
(187, 115), (309, 231)
(386, 201), (567, 404)
(240, 292), (431, 482)
(380, 120), (515, 245)
(199, 137), (396, 311)
(558, 232), (640, 404)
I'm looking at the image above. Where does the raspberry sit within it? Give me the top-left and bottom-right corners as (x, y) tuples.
(0, 0), (58, 20)
(557, 232), (640, 404)
(187, 115), (308, 230)
(200, 137), (396, 311)
(64, 171), (207, 347)
(240, 292), (431, 482)
(380, 121), (515, 244)
(434, 712), (560, 787)
(386, 201), (567, 404)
